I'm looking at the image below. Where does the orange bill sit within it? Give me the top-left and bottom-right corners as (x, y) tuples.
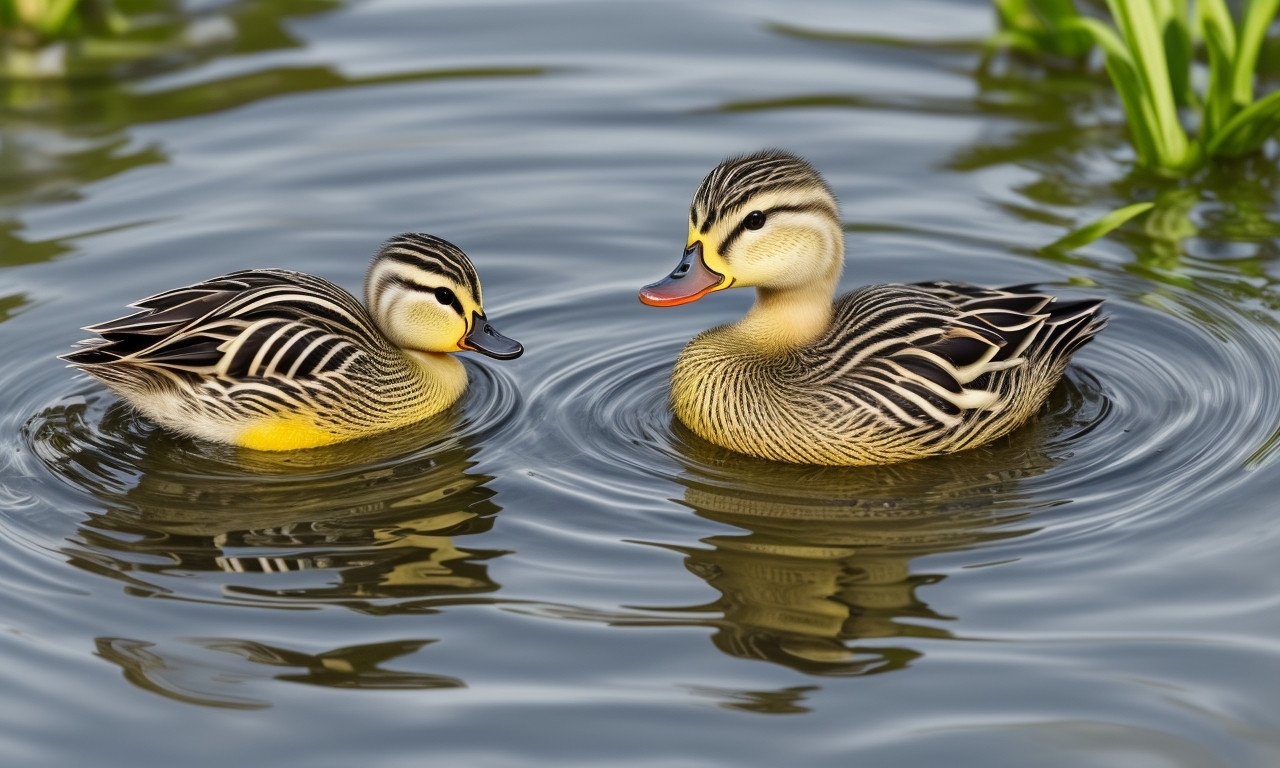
(638, 241), (725, 307)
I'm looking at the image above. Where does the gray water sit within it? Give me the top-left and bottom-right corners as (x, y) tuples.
(5, 1), (1280, 765)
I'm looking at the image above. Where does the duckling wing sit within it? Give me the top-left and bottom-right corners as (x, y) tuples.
(911, 281), (1105, 365)
(64, 270), (379, 382)
(805, 282), (1103, 425)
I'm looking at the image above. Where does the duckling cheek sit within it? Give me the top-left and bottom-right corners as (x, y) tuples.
(393, 305), (461, 352)
(734, 231), (797, 284)
(747, 230), (831, 288)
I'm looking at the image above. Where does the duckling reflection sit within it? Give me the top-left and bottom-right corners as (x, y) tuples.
(653, 379), (1088, 676)
(95, 636), (461, 709)
(32, 394), (507, 611)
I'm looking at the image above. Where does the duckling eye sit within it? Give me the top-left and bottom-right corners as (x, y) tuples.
(744, 210), (766, 230)
(434, 287), (457, 306)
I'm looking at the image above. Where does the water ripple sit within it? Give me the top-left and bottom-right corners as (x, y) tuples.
(523, 281), (1280, 551)
(486, 279), (1280, 676)
(13, 356), (522, 610)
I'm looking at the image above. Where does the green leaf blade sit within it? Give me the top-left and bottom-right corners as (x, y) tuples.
(1066, 17), (1162, 168)
(1162, 10), (1193, 106)
(1106, 0), (1190, 168)
(1199, 0), (1241, 139)
(1046, 202), (1156, 252)
(1233, 0), (1280, 106)
(1207, 87), (1280, 157)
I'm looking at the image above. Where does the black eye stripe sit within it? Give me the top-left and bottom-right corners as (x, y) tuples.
(716, 202), (840, 258)
(386, 276), (465, 315)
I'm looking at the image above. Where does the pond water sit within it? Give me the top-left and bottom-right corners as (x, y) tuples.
(5, 0), (1280, 765)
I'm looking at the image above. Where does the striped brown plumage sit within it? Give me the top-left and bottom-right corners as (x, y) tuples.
(671, 281), (1103, 465)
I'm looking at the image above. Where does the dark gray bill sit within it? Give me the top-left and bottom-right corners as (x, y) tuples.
(462, 313), (523, 359)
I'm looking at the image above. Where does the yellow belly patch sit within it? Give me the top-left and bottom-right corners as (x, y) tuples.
(237, 419), (342, 451)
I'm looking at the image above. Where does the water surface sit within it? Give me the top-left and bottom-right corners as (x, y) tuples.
(5, 1), (1280, 765)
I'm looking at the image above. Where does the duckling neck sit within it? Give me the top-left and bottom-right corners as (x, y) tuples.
(733, 281), (837, 352)
(401, 349), (468, 406)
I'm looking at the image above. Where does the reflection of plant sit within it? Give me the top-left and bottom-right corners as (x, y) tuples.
(0, 0), (238, 79)
(0, 1), (100, 48)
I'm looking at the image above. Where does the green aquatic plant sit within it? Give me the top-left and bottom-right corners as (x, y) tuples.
(991, 0), (1092, 57)
(988, 0), (1280, 253)
(1000, 0), (1280, 176)
(1066, 1), (1196, 175)
(1197, 0), (1280, 158)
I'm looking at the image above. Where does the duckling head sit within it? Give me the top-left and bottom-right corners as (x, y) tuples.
(640, 149), (844, 307)
(366, 233), (522, 359)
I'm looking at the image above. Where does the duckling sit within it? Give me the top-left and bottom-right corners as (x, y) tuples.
(64, 233), (522, 451)
(640, 150), (1104, 465)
